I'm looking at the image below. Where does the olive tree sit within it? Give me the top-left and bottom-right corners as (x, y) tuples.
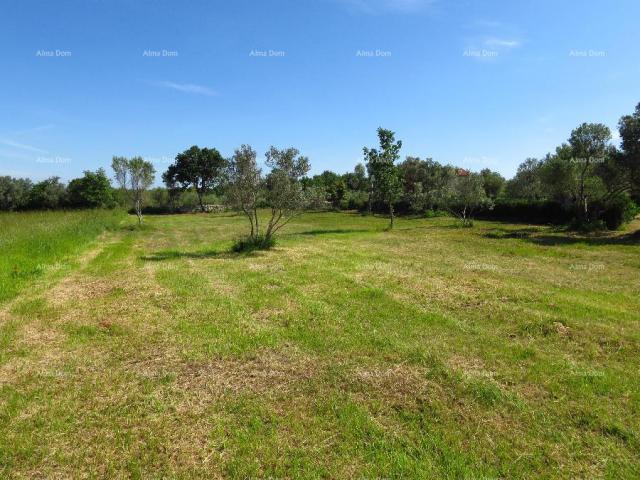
(442, 172), (492, 227)
(263, 146), (313, 241)
(226, 145), (262, 239)
(112, 156), (155, 225)
(226, 145), (317, 250)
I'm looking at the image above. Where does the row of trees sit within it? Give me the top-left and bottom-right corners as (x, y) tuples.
(301, 103), (640, 229)
(3, 101), (638, 234)
(0, 169), (115, 211)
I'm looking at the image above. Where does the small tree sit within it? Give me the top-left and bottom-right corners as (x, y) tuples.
(226, 145), (262, 239)
(263, 146), (312, 241)
(443, 172), (492, 227)
(364, 128), (403, 228)
(568, 123), (612, 220)
(226, 145), (314, 250)
(112, 156), (155, 225)
(163, 146), (226, 212)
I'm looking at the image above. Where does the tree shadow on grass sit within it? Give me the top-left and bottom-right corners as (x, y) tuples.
(291, 228), (373, 236)
(140, 248), (261, 262)
(526, 233), (640, 247)
(483, 227), (546, 240)
(483, 226), (640, 246)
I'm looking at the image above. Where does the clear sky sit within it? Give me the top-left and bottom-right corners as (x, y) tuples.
(1, 0), (639, 182)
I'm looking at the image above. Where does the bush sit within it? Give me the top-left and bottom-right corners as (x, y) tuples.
(28, 177), (66, 210)
(231, 234), (276, 253)
(424, 209), (448, 218)
(340, 190), (368, 211)
(569, 218), (607, 232)
(597, 195), (637, 230)
(475, 200), (573, 224)
(66, 169), (115, 208)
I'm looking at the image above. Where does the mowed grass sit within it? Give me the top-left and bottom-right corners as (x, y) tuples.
(1, 210), (639, 478)
(0, 210), (125, 304)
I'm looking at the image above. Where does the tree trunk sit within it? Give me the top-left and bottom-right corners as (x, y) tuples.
(389, 203), (394, 229)
(254, 208), (260, 239)
(247, 212), (254, 238)
(135, 197), (143, 225)
(197, 190), (205, 212)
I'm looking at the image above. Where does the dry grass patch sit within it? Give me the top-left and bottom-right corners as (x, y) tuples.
(352, 362), (435, 403)
(175, 348), (319, 398)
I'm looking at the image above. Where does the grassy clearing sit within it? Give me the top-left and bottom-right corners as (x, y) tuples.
(1, 210), (639, 478)
(0, 210), (125, 305)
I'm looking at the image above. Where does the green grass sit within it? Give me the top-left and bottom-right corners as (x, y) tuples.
(0, 210), (125, 304)
(1, 210), (639, 478)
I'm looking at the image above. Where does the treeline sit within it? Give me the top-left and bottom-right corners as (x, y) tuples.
(3, 102), (639, 231)
(305, 102), (640, 230)
(0, 169), (116, 211)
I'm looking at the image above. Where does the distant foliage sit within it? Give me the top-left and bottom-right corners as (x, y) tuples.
(4, 101), (639, 232)
(0, 176), (32, 211)
(28, 177), (66, 210)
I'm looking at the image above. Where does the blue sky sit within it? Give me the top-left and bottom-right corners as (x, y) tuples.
(1, 0), (639, 182)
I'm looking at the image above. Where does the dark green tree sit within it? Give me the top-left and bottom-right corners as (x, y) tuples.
(618, 102), (640, 200)
(163, 146), (227, 212)
(28, 177), (66, 209)
(504, 158), (546, 201)
(480, 168), (506, 199)
(67, 169), (115, 208)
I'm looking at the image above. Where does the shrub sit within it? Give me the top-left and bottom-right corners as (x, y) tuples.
(66, 169), (115, 208)
(28, 177), (66, 210)
(476, 200), (573, 224)
(231, 234), (276, 253)
(340, 190), (368, 211)
(569, 218), (607, 232)
(598, 195), (637, 230)
(424, 209), (448, 218)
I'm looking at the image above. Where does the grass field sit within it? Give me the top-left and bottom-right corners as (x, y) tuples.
(0, 210), (124, 304)
(1, 211), (639, 478)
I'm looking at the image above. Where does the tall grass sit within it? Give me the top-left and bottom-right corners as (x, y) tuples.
(0, 210), (125, 304)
